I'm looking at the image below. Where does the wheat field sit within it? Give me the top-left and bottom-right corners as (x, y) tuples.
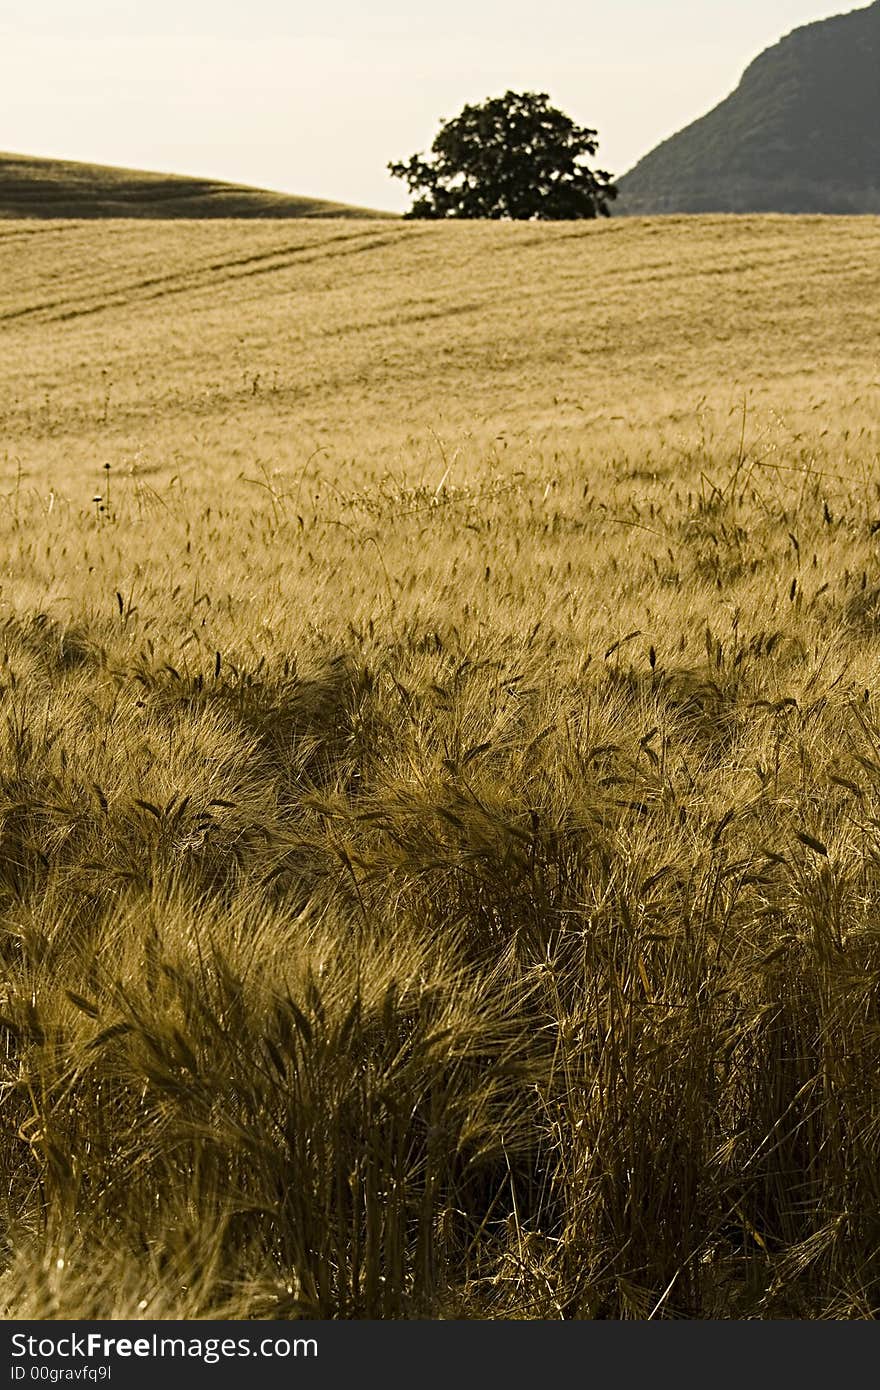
(1, 215), (879, 1319)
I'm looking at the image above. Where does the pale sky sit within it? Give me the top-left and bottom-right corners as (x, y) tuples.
(0, 1), (861, 211)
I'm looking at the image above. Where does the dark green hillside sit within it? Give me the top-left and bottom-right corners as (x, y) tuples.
(0, 151), (391, 219)
(618, 1), (880, 214)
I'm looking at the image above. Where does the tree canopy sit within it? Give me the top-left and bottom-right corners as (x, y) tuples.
(388, 90), (617, 221)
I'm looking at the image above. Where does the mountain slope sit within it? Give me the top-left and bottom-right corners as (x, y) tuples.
(618, 1), (880, 214)
(0, 151), (390, 219)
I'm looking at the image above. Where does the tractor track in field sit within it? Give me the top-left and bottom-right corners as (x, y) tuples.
(0, 229), (408, 327)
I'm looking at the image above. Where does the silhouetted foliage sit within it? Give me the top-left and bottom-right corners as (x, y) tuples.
(389, 90), (618, 221)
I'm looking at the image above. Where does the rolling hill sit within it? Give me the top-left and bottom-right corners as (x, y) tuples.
(0, 150), (390, 219)
(617, 0), (880, 214)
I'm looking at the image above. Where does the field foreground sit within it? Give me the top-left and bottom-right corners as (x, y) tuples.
(1, 216), (880, 1318)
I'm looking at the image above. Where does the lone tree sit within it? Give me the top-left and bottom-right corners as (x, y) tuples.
(389, 90), (617, 220)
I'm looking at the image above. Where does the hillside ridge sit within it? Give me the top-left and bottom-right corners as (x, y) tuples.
(0, 150), (391, 219)
(617, 1), (880, 214)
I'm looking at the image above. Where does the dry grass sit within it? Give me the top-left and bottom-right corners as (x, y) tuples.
(0, 215), (879, 1319)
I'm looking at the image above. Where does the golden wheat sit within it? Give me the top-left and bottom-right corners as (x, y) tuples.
(0, 215), (878, 1318)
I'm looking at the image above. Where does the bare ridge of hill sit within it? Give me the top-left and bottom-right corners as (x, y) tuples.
(0, 151), (391, 219)
(617, 1), (880, 214)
